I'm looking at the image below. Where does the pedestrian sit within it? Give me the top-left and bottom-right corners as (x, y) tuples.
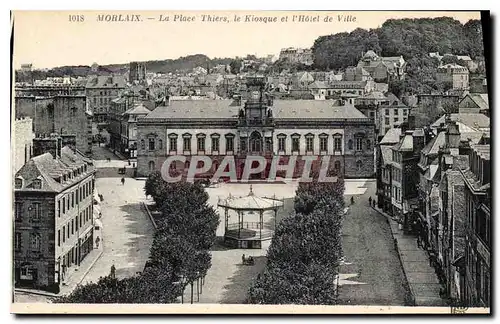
(369, 196), (372, 206)
(121, 177), (125, 185)
(110, 264), (116, 279)
(350, 196), (355, 205)
(373, 200), (376, 208)
(128, 159), (131, 166)
(95, 236), (100, 248)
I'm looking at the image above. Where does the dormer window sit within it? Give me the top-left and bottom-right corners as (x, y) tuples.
(32, 179), (42, 189)
(15, 178), (23, 189)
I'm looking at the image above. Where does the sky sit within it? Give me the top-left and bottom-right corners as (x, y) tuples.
(12, 10), (481, 69)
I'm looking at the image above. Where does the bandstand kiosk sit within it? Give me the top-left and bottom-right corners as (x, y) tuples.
(217, 186), (284, 249)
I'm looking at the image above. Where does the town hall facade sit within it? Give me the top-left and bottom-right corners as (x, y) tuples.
(136, 77), (375, 180)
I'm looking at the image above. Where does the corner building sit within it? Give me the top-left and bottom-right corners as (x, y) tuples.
(136, 77), (375, 179)
(13, 137), (96, 293)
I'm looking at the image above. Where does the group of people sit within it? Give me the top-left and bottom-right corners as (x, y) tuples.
(368, 196), (376, 208)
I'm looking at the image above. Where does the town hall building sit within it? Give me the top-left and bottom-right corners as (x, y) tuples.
(136, 77), (375, 180)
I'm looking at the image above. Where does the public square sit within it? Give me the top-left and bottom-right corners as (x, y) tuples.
(15, 145), (408, 305)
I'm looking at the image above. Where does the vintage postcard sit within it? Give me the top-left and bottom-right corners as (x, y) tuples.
(10, 10), (491, 314)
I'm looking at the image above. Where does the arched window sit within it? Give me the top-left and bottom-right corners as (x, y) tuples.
(158, 139), (163, 150)
(249, 131), (263, 153)
(148, 161), (155, 171)
(356, 160), (363, 171)
(348, 139), (353, 150)
(366, 139), (371, 151)
(140, 140), (145, 150)
(185, 161), (190, 170)
(334, 161), (341, 171)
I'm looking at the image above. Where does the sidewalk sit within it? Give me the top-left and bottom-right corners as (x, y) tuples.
(372, 206), (448, 306)
(58, 245), (104, 296)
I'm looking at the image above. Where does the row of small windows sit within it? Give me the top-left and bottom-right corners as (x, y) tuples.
(384, 108), (409, 116)
(141, 134), (235, 153)
(57, 205), (93, 247)
(15, 165), (89, 190)
(139, 134), (373, 153)
(14, 181), (93, 223)
(277, 135), (343, 152)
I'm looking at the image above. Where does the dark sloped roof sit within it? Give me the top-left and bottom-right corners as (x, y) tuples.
(143, 100), (370, 121)
(15, 146), (93, 192)
(272, 101), (369, 120)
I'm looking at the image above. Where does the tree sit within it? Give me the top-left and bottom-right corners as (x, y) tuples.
(55, 265), (181, 303)
(229, 59), (241, 74)
(144, 170), (168, 207)
(248, 261), (337, 305)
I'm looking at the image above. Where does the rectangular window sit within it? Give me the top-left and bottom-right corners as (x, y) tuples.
(212, 137), (220, 152)
(15, 202), (22, 221)
(278, 137), (286, 152)
(31, 203), (41, 222)
(183, 138), (191, 151)
(62, 197), (66, 214)
(72, 192), (75, 208)
(80, 213), (83, 228)
(57, 200), (60, 218)
(394, 117), (399, 123)
(149, 138), (155, 151)
(306, 137), (314, 152)
(57, 230), (61, 247)
(226, 136), (234, 152)
(385, 109), (390, 116)
(71, 220), (74, 235)
(197, 137), (205, 151)
(240, 138), (247, 152)
(403, 109), (408, 115)
(334, 137), (342, 151)
(63, 226), (66, 243)
(385, 117), (390, 125)
(320, 137), (327, 152)
(75, 216), (79, 232)
(15, 232), (21, 250)
(356, 138), (363, 151)
(30, 233), (41, 252)
(292, 138), (300, 152)
(394, 109), (399, 115)
(169, 137), (177, 152)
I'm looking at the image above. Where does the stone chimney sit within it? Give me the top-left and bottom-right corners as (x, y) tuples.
(61, 134), (77, 152)
(445, 120), (460, 155)
(33, 134), (62, 159)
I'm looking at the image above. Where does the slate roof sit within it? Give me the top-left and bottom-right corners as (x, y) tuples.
(272, 101), (369, 120)
(421, 132), (446, 156)
(431, 114), (490, 132)
(86, 75), (127, 88)
(359, 91), (387, 100)
(379, 128), (402, 145)
(461, 93), (489, 111)
(123, 103), (151, 116)
(392, 133), (413, 152)
(142, 100), (370, 121)
(15, 146), (94, 193)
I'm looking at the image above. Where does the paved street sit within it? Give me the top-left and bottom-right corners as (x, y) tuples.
(80, 145), (154, 284)
(339, 179), (409, 305)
